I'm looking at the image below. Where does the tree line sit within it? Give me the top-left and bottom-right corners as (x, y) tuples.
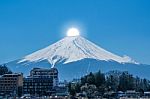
(0, 64), (12, 75)
(68, 70), (150, 97)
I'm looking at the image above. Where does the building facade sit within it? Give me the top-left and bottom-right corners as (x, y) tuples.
(23, 68), (58, 96)
(0, 73), (23, 97)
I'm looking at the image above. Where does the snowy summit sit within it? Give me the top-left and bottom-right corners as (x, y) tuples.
(19, 36), (137, 67)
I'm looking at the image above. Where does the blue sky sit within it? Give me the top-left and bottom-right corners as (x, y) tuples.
(0, 0), (150, 64)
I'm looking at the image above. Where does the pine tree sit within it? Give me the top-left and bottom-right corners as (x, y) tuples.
(0, 64), (12, 75)
(87, 72), (95, 84)
(94, 70), (105, 87)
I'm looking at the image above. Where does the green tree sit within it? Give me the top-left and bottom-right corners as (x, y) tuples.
(87, 72), (95, 84)
(141, 79), (150, 91)
(0, 64), (12, 75)
(81, 76), (87, 85)
(94, 71), (105, 87)
(106, 75), (118, 91)
(68, 83), (76, 96)
(75, 83), (81, 93)
(118, 72), (135, 91)
(135, 76), (141, 91)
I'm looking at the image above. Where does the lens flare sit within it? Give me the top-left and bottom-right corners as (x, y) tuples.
(67, 28), (80, 37)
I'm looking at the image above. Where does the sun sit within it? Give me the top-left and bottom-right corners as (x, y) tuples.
(67, 28), (80, 37)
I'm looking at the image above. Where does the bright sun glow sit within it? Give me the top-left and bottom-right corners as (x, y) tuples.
(67, 28), (80, 37)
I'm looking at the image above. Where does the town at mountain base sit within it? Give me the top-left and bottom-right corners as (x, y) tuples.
(1, 36), (150, 98)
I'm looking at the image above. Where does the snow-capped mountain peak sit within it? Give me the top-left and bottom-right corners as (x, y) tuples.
(19, 36), (137, 67)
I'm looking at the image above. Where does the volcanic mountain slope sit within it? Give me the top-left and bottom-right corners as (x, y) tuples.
(5, 36), (150, 81)
(18, 36), (136, 65)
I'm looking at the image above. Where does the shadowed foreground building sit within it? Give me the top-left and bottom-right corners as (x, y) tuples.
(0, 73), (23, 97)
(23, 68), (58, 96)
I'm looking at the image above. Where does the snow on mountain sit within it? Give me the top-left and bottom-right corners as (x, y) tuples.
(5, 36), (150, 81)
(18, 36), (137, 67)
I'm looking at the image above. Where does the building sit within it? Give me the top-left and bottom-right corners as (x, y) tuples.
(0, 73), (23, 97)
(23, 68), (58, 96)
(55, 81), (69, 96)
(30, 68), (59, 87)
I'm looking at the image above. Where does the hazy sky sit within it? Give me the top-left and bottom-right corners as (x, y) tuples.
(0, 0), (150, 64)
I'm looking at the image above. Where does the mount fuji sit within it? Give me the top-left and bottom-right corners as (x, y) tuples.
(5, 36), (150, 81)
